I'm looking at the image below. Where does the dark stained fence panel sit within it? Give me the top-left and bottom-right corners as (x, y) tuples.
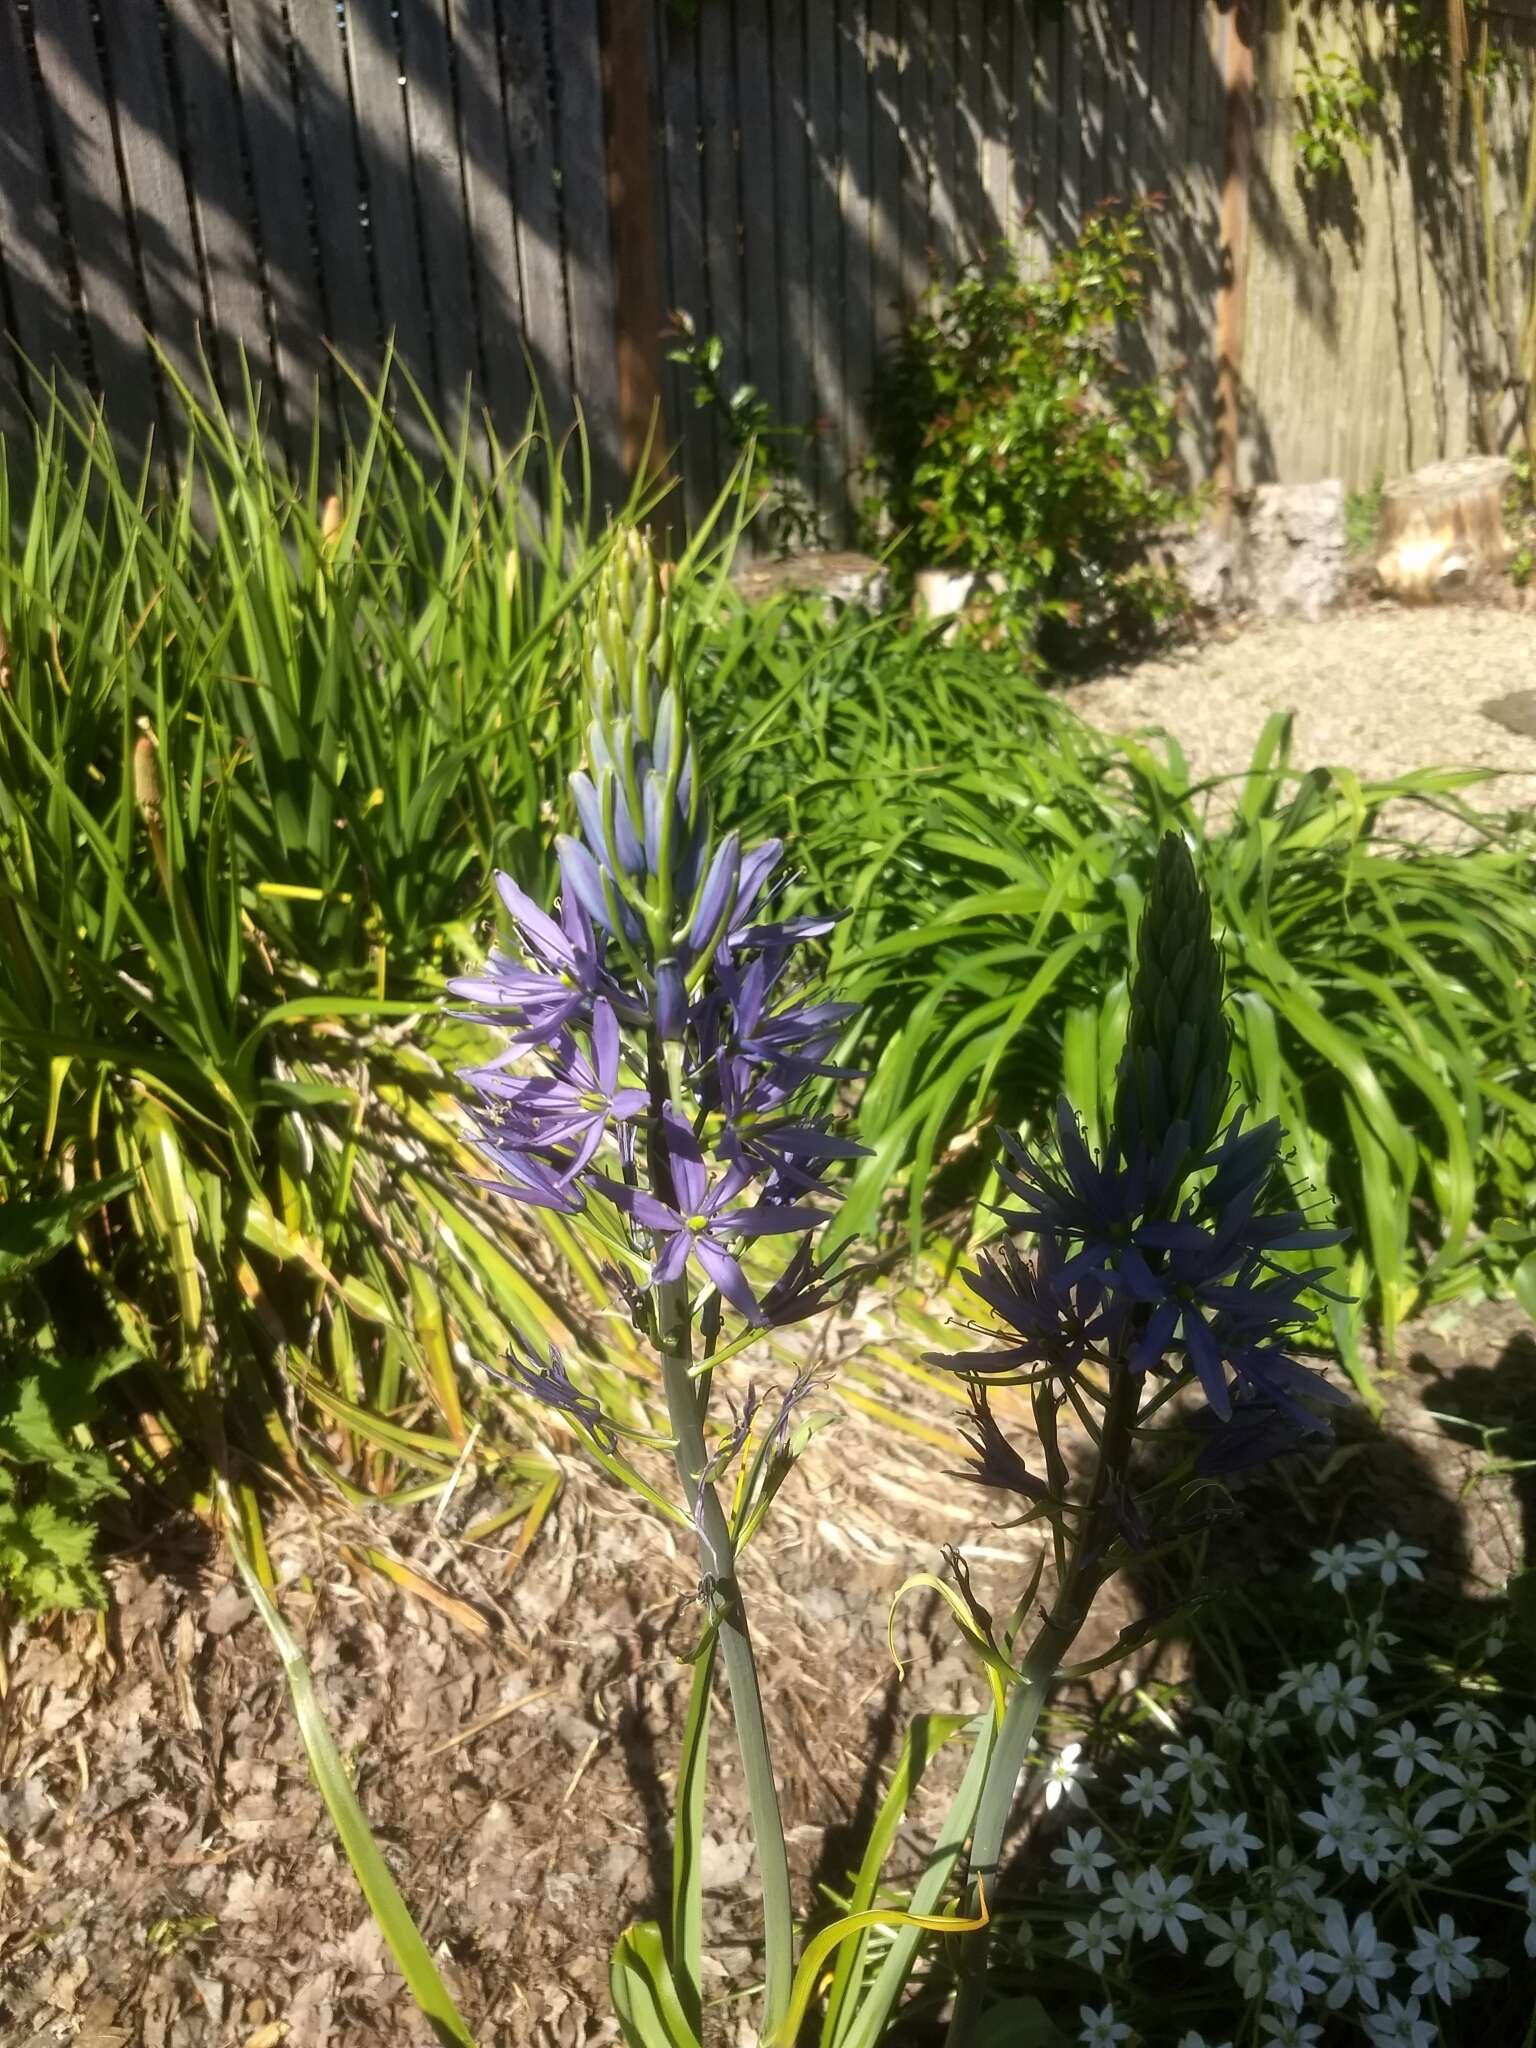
(451, 0), (531, 438)
(0, 0), (87, 420)
(29, 0), (164, 455)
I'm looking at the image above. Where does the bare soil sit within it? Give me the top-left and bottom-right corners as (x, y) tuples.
(2, 1291), (1530, 2048)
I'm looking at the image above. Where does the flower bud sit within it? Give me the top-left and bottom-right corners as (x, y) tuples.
(1112, 832), (1229, 1180)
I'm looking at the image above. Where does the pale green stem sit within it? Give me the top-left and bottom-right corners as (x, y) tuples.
(944, 1369), (1141, 2048)
(655, 1278), (794, 2036)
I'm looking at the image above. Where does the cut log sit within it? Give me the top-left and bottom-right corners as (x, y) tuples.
(1375, 456), (1514, 600)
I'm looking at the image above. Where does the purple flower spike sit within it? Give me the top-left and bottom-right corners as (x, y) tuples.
(600, 1106), (823, 1324)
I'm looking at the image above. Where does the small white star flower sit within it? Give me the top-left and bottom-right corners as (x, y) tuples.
(1185, 1807), (1263, 1875)
(1078, 2003), (1131, 2048)
(1337, 1620), (1399, 1677)
(1405, 1912), (1479, 2002)
(1372, 1719), (1443, 1788)
(1434, 1698), (1501, 1753)
(1274, 1662), (1322, 1710)
(1506, 1843), (1536, 1911)
(1258, 2019), (1321, 2048)
(1353, 1530), (1426, 1585)
(1175, 2035), (1233, 2048)
(1419, 1757), (1510, 1835)
(1120, 1765), (1172, 1818)
(1363, 1995), (1439, 2048)
(1065, 1912), (1121, 1972)
(1310, 1542), (1362, 1592)
(1315, 1904), (1396, 2011)
(1307, 1662), (1376, 1739)
(1382, 1795), (1459, 1877)
(1160, 1734), (1229, 1807)
(1265, 1931), (1326, 2014)
(1262, 1847), (1325, 1919)
(1044, 1740), (1094, 1811)
(1107, 1867), (1153, 1939)
(1204, 1904), (1273, 1996)
(1132, 1867), (1204, 1953)
(1317, 1751), (1376, 1803)
(1051, 1824), (1114, 1894)
(1484, 1628), (1507, 1659)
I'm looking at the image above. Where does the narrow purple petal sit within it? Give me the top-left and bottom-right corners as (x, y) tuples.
(716, 1201), (824, 1238)
(652, 1226), (694, 1285)
(494, 871), (571, 965)
(590, 997), (620, 1096)
(686, 832), (741, 951)
(694, 1238), (765, 1324)
(557, 835), (614, 932)
(1183, 1310), (1231, 1421)
(662, 1104), (709, 1215)
(734, 838), (783, 921)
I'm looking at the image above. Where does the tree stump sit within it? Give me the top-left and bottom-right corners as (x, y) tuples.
(1375, 456), (1514, 600)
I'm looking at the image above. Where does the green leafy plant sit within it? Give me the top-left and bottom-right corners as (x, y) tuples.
(866, 202), (1197, 665)
(1295, 51), (1380, 178)
(0, 365), (713, 1567)
(1346, 471), (1387, 557)
(666, 310), (825, 554)
(699, 619), (1536, 1366)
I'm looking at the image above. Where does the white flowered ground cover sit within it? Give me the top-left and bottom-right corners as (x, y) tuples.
(1006, 1533), (1535, 2046)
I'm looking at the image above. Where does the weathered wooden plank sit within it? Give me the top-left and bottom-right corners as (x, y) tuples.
(449, 0), (526, 441)
(954, 0), (985, 260)
(0, 0), (88, 409)
(869, 0), (905, 351)
(1008, 0), (1040, 269)
(656, 5), (714, 528)
(501, 0), (572, 445)
(396, 0), (479, 428)
(897, 0), (931, 310)
(840, 3), (874, 521)
(162, 0), (276, 426)
(804, 0), (843, 522)
(343, 0), (436, 417)
(225, 0), (334, 455)
(735, 0), (781, 420)
(549, 0), (625, 515)
(287, 0), (381, 436)
(603, 0), (667, 490)
(696, 0), (743, 432)
(93, 0), (206, 424)
(981, 0), (1010, 253)
(928, 0), (959, 277)
(28, 0), (162, 454)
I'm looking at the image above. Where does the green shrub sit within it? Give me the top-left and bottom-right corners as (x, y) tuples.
(700, 617), (1536, 1369)
(0, 370), (690, 1589)
(865, 203), (1196, 665)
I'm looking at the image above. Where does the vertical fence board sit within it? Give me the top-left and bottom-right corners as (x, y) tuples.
(897, 0), (931, 310)
(94, 3), (207, 415)
(804, 0), (843, 523)
(550, 0), (624, 513)
(697, 0), (743, 433)
(981, 0), (1010, 251)
(734, 0), (781, 425)
(1009, 0), (1038, 264)
(955, 0), (985, 258)
(288, 0), (381, 438)
(657, 8), (714, 528)
(226, 0), (334, 455)
(29, 1), (163, 455)
(869, 0), (904, 354)
(396, 0), (479, 430)
(501, 0), (573, 445)
(163, 0), (276, 424)
(451, 0), (528, 439)
(344, 0), (437, 418)
(840, 5), (874, 523)
(928, 0), (959, 277)
(0, 0), (87, 411)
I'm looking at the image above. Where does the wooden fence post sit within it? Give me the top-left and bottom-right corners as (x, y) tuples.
(1214, 0), (1256, 522)
(601, 0), (668, 498)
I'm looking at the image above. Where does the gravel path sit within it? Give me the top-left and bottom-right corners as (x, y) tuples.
(1070, 603), (1536, 827)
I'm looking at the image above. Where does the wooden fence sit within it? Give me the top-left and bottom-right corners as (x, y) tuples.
(1, 1), (1532, 536)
